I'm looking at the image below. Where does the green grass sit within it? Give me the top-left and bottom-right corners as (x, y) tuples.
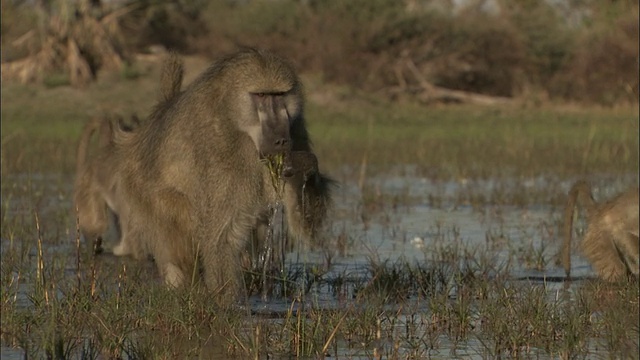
(2, 57), (638, 178)
(306, 100), (638, 180)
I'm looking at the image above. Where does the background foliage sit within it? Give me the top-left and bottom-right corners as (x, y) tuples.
(1, 0), (638, 105)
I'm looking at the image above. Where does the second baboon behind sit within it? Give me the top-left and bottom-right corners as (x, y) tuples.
(562, 180), (639, 281)
(74, 113), (145, 256)
(74, 113), (121, 253)
(73, 53), (185, 256)
(113, 49), (332, 300)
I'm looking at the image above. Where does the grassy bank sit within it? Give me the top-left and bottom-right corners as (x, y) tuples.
(2, 61), (638, 180)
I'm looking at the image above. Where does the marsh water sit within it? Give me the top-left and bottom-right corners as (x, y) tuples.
(1, 170), (637, 359)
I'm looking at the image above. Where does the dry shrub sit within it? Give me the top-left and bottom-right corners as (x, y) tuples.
(198, 0), (403, 84)
(365, 13), (528, 97)
(1, 0), (39, 62)
(118, 0), (208, 53)
(195, 0), (635, 105)
(434, 23), (527, 97)
(4, 0), (633, 104)
(1, 0), (131, 87)
(201, 1), (529, 98)
(551, 13), (639, 105)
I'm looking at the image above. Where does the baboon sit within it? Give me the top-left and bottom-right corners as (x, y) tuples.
(255, 149), (334, 251)
(562, 180), (639, 281)
(246, 149), (333, 280)
(137, 51), (332, 275)
(74, 113), (148, 255)
(73, 113), (118, 253)
(114, 49), (332, 300)
(73, 53), (185, 256)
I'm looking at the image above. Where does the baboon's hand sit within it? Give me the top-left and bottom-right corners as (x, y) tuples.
(282, 151), (318, 180)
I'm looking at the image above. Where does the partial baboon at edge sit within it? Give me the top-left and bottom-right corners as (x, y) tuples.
(73, 53), (185, 256)
(114, 49), (332, 300)
(562, 180), (639, 281)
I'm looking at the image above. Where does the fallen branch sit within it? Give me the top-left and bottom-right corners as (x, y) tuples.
(388, 57), (512, 106)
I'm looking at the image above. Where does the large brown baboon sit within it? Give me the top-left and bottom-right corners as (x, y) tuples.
(73, 53), (185, 256)
(114, 49), (332, 300)
(562, 180), (639, 281)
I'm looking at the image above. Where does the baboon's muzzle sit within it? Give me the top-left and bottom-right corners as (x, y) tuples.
(254, 93), (292, 156)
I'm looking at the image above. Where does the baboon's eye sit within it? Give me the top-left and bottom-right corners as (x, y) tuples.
(254, 92), (287, 98)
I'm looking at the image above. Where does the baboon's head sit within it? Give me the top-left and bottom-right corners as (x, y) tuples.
(221, 49), (303, 158)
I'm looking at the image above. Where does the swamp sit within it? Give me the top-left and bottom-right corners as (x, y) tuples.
(2, 58), (638, 358)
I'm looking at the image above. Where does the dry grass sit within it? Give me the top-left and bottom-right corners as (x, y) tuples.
(1, 0), (131, 87)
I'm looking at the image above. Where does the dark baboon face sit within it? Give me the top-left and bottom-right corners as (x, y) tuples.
(250, 92), (292, 156)
(222, 50), (302, 158)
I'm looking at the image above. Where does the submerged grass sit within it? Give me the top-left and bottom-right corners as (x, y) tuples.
(2, 212), (639, 358)
(2, 178), (638, 359)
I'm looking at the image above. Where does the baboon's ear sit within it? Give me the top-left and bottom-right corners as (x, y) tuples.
(289, 151), (319, 177)
(116, 116), (126, 131)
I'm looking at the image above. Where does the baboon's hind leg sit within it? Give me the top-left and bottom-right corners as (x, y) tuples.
(199, 215), (249, 302)
(616, 233), (640, 277)
(583, 229), (629, 281)
(200, 235), (245, 302)
(147, 188), (196, 288)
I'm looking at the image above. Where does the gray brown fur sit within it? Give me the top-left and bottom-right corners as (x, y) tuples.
(73, 53), (185, 257)
(74, 113), (143, 255)
(111, 49), (332, 300)
(73, 114), (114, 253)
(245, 151), (334, 273)
(255, 151), (333, 249)
(159, 52), (184, 102)
(562, 180), (639, 281)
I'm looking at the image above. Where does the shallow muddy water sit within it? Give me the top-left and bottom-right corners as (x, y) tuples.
(1, 171), (637, 359)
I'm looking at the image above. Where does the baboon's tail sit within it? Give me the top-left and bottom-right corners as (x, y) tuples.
(562, 180), (596, 278)
(159, 52), (185, 102)
(562, 188), (578, 278)
(75, 116), (102, 176)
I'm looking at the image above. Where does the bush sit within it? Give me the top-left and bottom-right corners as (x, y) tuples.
(120, 0), (208, 53)
(2, 0), (637, 104)
(551, 12), (639, 105)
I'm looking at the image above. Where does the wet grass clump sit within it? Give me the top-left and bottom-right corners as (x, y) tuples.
(2, 207), (639, 358)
